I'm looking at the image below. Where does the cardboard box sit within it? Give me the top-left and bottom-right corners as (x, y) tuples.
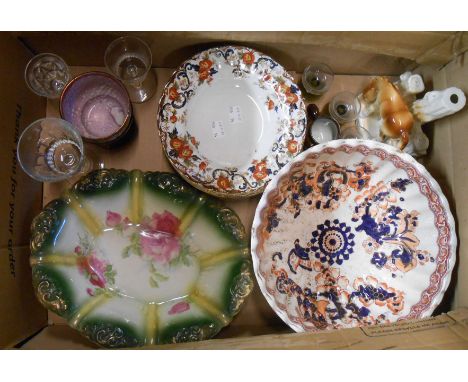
(1, 31), (467, 349)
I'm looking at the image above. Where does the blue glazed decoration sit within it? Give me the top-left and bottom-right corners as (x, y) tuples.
(310, 219), (355, 266)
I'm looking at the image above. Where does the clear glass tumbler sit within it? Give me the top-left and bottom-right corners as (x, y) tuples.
(25, 53), (70, 99)
(104, 36), (157, 103)
(329, 91), (361, 124)
(302, 63), (334, 96)
(17, 118), (89, 182)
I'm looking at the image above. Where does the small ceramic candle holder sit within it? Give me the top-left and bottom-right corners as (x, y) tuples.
(60, 72), (134, 146)
(310, 117), (340, 145)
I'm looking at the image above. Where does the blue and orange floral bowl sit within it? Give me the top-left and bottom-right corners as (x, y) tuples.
(30, 169), (253, 347)
(251, 140), (456, 332)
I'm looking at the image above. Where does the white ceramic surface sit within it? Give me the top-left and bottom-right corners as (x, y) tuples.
(310, 118), (339, 144)
(251, 140), (456, 332)
(158, 46), (306, 198)
(30, 170), (253, 347)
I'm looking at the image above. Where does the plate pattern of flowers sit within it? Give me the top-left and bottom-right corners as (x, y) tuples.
(252, 141), (456, 332)
(30, 170), (254, 347)
(271, 257), (404, 330)
(104, 209), (196, 288)
(158, 46), (307, 198)
(310, 219), (355, 266)
(75, 233), (116, 296)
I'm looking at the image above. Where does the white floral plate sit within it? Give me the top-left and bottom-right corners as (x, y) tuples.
(30, 170), (253, 347)
(158, 46), (307, 198)
(251, 140), (456, 332)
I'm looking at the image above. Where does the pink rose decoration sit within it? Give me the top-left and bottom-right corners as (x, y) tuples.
(106, 210), (122, 227)
(168, 301), (190, 315)
(74, 245), (82, 254)
(140, 233), (180, 264)
(86, 288), (94, 296)
(78, 254), (107, 288)
(146, 210), (181, 236)
(88, 255), (107, 288)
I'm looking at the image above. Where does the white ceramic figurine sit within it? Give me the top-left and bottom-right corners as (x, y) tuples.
(357, 72), (466, 157)
(412, 87), (466, 123)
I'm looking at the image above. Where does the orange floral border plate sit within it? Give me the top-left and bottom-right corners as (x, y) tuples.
(157, 46), (306, 198)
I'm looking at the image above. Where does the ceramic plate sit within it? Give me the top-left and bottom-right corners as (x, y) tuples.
(158, 46), (307, 198)
(251, 140), (456, 332)
(30, 170), (253, 347)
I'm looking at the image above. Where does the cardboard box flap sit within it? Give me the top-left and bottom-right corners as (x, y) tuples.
(21, 308), (468, 349)
(431, 53), (468, 309)
(16, 31), (416, 75)
(155, 308), (468, 349)
(0, 32), (47, 348)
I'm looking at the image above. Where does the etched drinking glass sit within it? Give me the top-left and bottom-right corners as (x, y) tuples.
(17, 118), (91, 182)
(25, 53), (70, 99)
(104, 36), (157, 103)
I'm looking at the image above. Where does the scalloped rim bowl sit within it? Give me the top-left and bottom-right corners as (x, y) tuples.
(251, 140), (456, 332)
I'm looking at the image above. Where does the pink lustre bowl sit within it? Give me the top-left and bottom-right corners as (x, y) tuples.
(251, 139), (456, 332)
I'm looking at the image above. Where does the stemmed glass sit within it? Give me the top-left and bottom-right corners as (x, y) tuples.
(17, 118), (92, 183)
(339, 123), (371, 140)
(302, 63), (334, 96)
(24, 53), (70, 99)
(328, 91), (371, 140)
(104, 36), (157, 103)
(329, 91), (361, 124)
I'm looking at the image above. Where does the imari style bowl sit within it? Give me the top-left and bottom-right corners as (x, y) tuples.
(251, 140), (456, 332)
(30, 169), (253, 348)
(158, 46), (307, 199)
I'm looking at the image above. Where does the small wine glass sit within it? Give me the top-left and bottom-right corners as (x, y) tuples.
(339, 122), (371, 140)
(17, 118), (91, 182)
(25, 53), (70, 99)
(329, 91), (361, 124)
(104, 36), (157, 103)
(302, 63), (334, 96)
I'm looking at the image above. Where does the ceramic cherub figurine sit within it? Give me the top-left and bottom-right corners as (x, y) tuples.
(362, 77), (414, 150)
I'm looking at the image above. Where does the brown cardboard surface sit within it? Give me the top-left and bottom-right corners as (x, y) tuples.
(154, 308), (468, 349)
(0, 33), (48, 347)
(15, 31), (417, 75)
(431, 53), (468, 310)
(21, 325), (100, 350)
(21, 308), (468, 349)
(43, 67), (379, 336)
(0, 32), (464, 350)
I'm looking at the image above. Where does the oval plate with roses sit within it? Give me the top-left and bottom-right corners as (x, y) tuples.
(30, 169), (253, 348)
(158, 46), (307, 199)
